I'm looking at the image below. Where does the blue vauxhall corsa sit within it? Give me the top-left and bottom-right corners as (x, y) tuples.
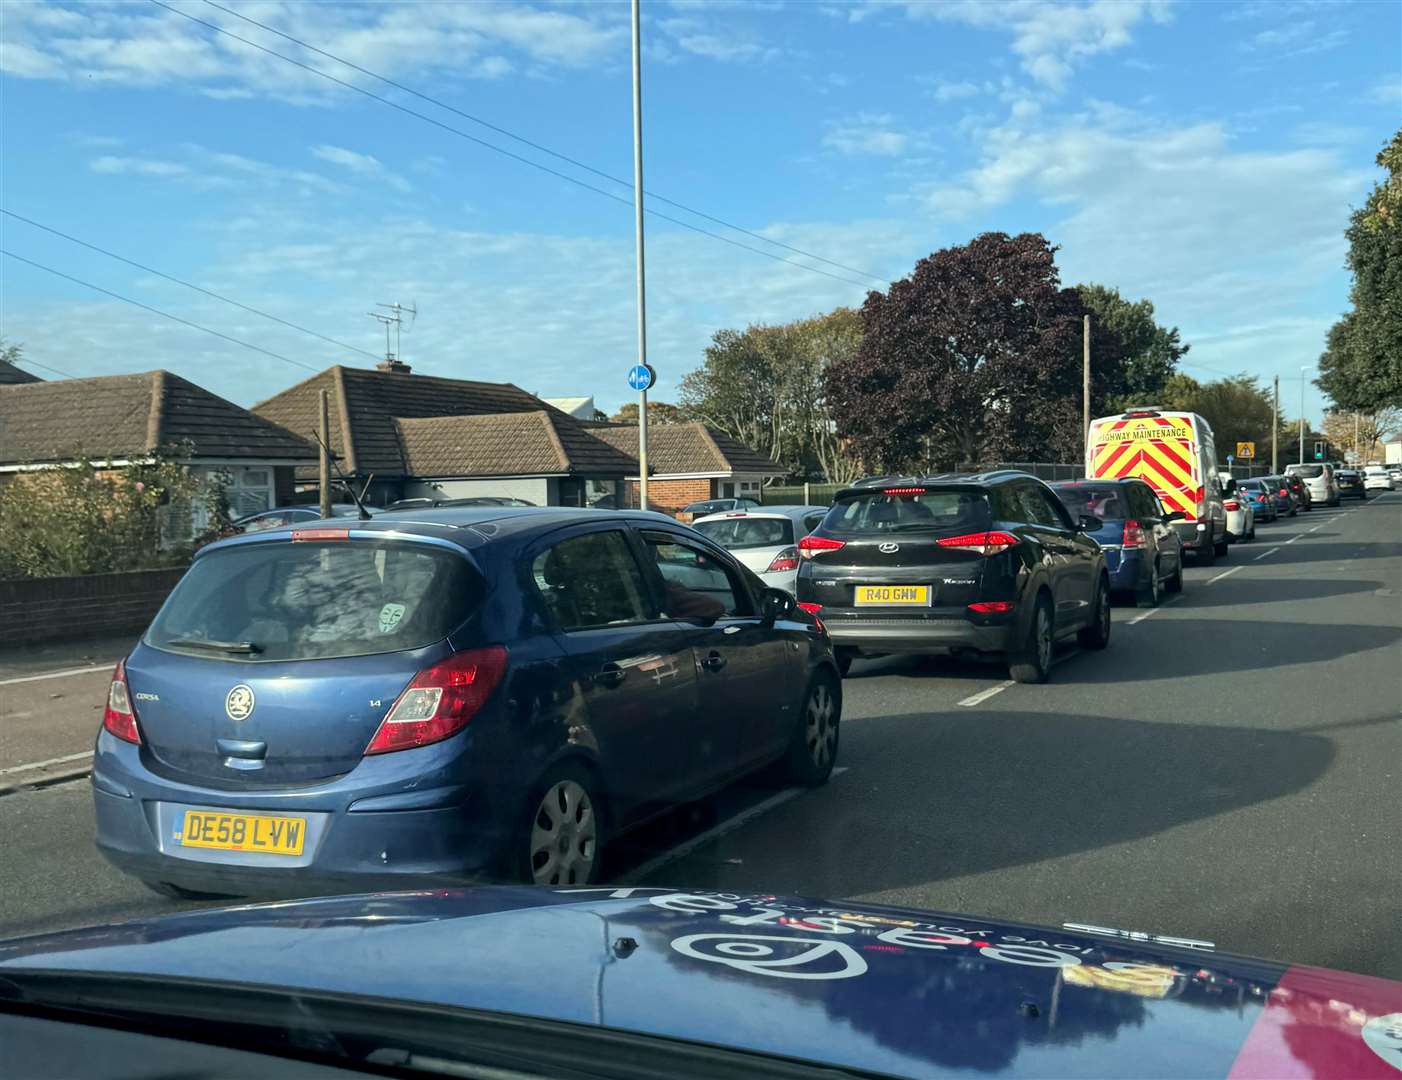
(91, 507), (841, 898)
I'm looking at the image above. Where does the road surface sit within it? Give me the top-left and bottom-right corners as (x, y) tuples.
(1, 493), (1398, 979)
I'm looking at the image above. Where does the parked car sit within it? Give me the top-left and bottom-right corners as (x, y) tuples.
(795, 472), (1110, 683)
(1260, 475), (1297, 517)
(680, 497), (761, 517)
(232, 504), (378, 533)
(691, 505), (827, 595)
(1282, 472), (1312, 511)
(1238, 479), (1279, 522)
(1335, 468), (1368, 499)
(1216, 474), (1257, 543)
(1285, 462), (1340, 507)
(91, 507), (841, 896)
(5, 889), (1400, 1080)
(1363, 465), (1394, 492)
(383, 496), (535, 512)
(1051, 479), (1185, 607)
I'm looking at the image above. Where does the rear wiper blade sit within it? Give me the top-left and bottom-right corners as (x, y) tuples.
(165, 638), (263, 655)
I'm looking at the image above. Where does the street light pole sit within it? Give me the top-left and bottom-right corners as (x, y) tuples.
(1271, 374), (1279, 473)
(1299, 366), (1308, 465)
(630, 0), (649, 512)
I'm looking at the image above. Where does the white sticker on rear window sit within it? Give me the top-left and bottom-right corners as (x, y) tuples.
(378, 602), (407, 633)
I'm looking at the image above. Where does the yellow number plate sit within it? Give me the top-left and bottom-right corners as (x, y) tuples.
(179, 810), (306, 856)
(854, 585), (930, 606)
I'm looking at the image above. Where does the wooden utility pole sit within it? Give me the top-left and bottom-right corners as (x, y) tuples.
(1082, 315), (1091, 445)
(631, 0), (649, 512)
(1272, 375), (1279, 473)
(318, 388), (332, 518)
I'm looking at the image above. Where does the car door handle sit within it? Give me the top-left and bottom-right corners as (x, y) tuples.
(593, 664), (627, 689)
(216, 738), (266, 759)
(700, 651), (727, 673)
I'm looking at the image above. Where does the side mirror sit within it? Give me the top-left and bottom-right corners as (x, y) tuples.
(761, 587), (794, 624)
(1164, 511), (1185, 523)
(1076, 515), (1099, 532)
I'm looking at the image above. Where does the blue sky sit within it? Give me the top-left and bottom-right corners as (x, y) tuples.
(2, 0), (1398, 422)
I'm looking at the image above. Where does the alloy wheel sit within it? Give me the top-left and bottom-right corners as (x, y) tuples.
(1036, 607), (1053, 672)
(806, 680), (838, 769)
(529, 780), (597, 886)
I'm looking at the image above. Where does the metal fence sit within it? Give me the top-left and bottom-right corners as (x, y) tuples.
(761, 483), (845, 507)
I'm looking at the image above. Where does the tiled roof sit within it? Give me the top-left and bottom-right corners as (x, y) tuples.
(0, 371), (316, 465)
(0, 359), (43, 385)
(591, 422), (782, 477)
(254, 365), (582, 477)
(396, 411), (636, 477)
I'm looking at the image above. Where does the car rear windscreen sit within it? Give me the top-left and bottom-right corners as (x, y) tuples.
(147, 540), (482, 661)
(1052, 486), (1129, 521)
(693, 517), (795, 549)
(824, 489), (991, 534)
(1288, 465), (1325, 478)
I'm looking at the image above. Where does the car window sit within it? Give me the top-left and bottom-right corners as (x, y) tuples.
(1015, 484), (1064, 528)
(530, 530), (657, 631)
(693, 516), (794, 549)
(1131, 484), (1161, 518)
(148, 540), (482, 661)
(1053, 485), (1127, 521)
(826, 489), (991, 534)
(643, 535), (746, 618)
(802, 512), (825, 534)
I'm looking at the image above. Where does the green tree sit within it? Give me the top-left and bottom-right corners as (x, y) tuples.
(1161, 372), (1281, 463)
(1317, 128), (1402, 411)
(610, 400), (684, 425)
(1076, 284), (1188, 409)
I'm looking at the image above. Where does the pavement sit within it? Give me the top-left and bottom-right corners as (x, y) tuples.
(0, 494), (1398, 980)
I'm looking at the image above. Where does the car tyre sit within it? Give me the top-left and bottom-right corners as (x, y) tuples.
(1214, 534), (1229, 558)
(834, 647), (855, 678)
(515, 762), (606, 887)
(1137, 563), (1162, 608)
(1165, 558), (1184, 593)
(1008, 594), (1054, 684)
(779, 671), (841, 787)
(1196, 532), (1216, 564)
(1079, 576), (1112, 649)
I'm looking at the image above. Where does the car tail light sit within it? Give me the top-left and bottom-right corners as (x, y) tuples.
(1223, 500), (1240, 511)
(1121, 519), (1147, 548)
(766, 547), (799, 572)
(936, 531), (1018, 556)
(364, 646), (508, 755)
(797, 602), (823, 615)
(102, 658), (141, 744)
(292, 528), (350, 541)
(798, 535), (845, 559)
(968, 601), (1014, 613)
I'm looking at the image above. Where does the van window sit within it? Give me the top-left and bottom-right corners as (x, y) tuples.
(1288, 465), (1325, 478)
(148, 540), (481, 661)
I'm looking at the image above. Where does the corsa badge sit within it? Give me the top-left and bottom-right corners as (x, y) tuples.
(225, 684), (255, 722)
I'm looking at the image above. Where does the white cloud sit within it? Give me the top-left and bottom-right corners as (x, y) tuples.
(891, 0), (1175, 90)
(89, 155), (194, 179)
(82, 144), (345, 195)
(823, 113), (913, 157)
(656, 16), (779, 64)
(930, 79), (981, 102)
(1363, 73), (1401, 107)
(1243, 18), (1348, 57)
(311, 144), (412, 192)
(0, 1), (623, 103)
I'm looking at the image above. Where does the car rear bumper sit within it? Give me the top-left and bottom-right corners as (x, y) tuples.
(92, 735), (505, 897)
(821, 614), (1015, 655)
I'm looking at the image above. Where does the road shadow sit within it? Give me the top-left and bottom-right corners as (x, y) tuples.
(1171, 578), (1384, 607)
(1258, 542), (1402, 566)
(845, 653), (1003, 682)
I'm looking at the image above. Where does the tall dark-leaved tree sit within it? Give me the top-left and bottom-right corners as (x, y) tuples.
(825, 232), (1114, 469)
(1076, 284), (1187, 408)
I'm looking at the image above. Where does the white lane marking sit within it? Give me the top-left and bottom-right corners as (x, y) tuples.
(1283, 534), (1305, 545)
(618, 767), (849, 885)
(1253, 547), (1280, 561)
(1206, 566), (1243, 585)
(958, 681), (1014, 707)
(0, 664), (114, 687)
(1306, 524), (1324, 532)
(0, 750), (93, 776)
(1127, 596), (1179, 624)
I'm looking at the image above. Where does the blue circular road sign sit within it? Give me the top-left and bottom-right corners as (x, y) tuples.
(627, 364), (655, 392)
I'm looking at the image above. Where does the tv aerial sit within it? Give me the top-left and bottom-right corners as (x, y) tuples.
(367, 301), (417, 363)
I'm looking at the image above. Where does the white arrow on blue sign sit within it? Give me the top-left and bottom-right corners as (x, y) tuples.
(627, 364), (654, 392)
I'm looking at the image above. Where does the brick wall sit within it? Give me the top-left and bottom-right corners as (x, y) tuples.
(0, 567), (187, 648)
(624, 477), (715, 519)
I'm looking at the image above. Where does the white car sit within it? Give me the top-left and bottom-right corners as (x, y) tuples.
(691, 505), (828, 594)
(1218, 474), (1256, 542)
(1364, 465), (1395, 492)
(1284, 462), (1340, 507)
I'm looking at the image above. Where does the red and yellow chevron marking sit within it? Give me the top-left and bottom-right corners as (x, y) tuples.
(1088, 415), (1202, 520)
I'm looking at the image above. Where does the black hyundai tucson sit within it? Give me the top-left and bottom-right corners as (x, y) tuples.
(795, 472), (1110, 683)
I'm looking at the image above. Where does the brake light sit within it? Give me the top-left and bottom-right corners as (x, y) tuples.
(364, 646), (508, 755)
(766, 547), (799, 572)
(1279, 487), (1288, 497)
(1122, 519), (1146, 548)
(102, 658), (141, 744)
(798, 535), (846, 559)
(1223, 500), (1240, 511)
(797, 602), (823, 615)
(936, 531), (1018, 556)
(968, 601), (1014, 613)
(882, 487), (925, 495)
(291, 528), (350, 541)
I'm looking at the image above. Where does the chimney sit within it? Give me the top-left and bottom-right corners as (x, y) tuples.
(376, 358), (412, 374)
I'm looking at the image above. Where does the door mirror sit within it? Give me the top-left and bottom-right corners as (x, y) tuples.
(760, 587), (794, 624)
(1076, 515), (1100, 532)
(1164, 510), (1185, 523)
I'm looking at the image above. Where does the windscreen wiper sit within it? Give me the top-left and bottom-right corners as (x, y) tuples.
(165, 638), (263, 655)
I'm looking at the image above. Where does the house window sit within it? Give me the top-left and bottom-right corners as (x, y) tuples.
(191, 465), (275, 533)
(740, 480), (760, 493)
(558, 478), (585, 507)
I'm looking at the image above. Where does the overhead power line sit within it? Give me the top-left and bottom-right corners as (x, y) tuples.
(2, 250), (319, 372)
(201, 0), (889, 287)
(1, 210), (381, 362)
(12, 355), (79, 379)
(148, 0), (878, 292)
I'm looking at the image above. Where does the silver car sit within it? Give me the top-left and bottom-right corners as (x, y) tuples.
(1284, 463), (1340, 507)
(691, 505), (828, 595)
(1217, 474), (1256, 542)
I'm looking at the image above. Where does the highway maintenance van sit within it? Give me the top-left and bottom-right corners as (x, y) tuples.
(1086, 407), (1228, 563)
